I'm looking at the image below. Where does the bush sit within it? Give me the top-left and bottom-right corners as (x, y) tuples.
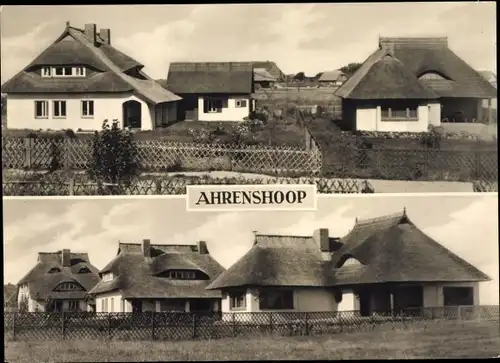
(87, 119), (140, 194)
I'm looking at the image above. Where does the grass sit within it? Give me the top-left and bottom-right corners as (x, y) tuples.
(5, 321), (500, 362)
(1, 120), (306, 148)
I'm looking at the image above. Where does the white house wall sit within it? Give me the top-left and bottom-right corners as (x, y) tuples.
(95, 291), (129, 313)
(356, 103), (432, 133)
(428, 102), (442, 127)
(423, 281), (480, 307)
(6, 93), (156, 131)
(197, 96), (250, 122)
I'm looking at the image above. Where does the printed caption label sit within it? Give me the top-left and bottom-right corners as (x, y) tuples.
(186, 184), (317, 212)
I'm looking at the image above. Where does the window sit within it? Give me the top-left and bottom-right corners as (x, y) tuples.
(229, 292), (246, 310)
(48, 267), (61, 273)
(110, 298), (114, 312)
(53, 101), (67, 118)
(160, 299), (186, 312)
(55, 282), (83, 291)
(42, 66), (86, 78)
(443, 287), (474, 306)
(418, 71), (449, 81)
(68, 301), (79, 311)
(102, 272), (114, 282)
(204, 98), (224, 113)
(81, 100), (94, 118)
(168, 270), (196, 280)
(381, 103), (418, 121)
(259, 290), (294, 310)
(235, 99), (247, 108)
(78, 267), (91, 274)
(34, 100), (49, 119)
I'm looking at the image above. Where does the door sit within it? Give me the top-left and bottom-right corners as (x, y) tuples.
(131, 300), (142, 313)
(123, 100), (142, 129)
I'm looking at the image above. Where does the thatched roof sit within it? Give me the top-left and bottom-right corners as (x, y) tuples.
(318, 70), (346, 82)
(88, 241), (225, 299)
(254, 68), (276, 82)
(330, 210), (490, 286)
(208, 210), (490, 290)
(163, 62), (253, 94)
(17, 250), (101, 301)
(207, 235), (342, 289)
(336, 50), (438, 100)
(251, 61), (285, 81)
(1, 23), (180, 104)
(337, 37), (496, 100)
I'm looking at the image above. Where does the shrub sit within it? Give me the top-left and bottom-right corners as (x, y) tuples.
(64, 129), (76, 138)
(87, 119), (140, 194)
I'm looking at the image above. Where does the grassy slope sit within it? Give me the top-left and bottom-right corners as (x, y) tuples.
(5, 321), (500, 362)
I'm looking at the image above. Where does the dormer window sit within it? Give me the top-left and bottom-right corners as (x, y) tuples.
(78, 267), (91, 274)
(48, 267), (61, 273)
(168, 270), (196, 280)
(54, 282), (83, 291)
(41, 66), (86, 78)
(102, 272), (114, 282)
(418, 71), (450, 81)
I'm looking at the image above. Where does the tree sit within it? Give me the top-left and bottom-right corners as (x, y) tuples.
(294, 72), (306, 81)
(87, 119), (140, 195)
(340, 62), (363, 78)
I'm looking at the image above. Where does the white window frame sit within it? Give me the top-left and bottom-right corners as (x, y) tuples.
(34, 100), (49, 119)
(102, 272), (114, 282)
(235, 99), (247, 108)
(81, 100), (94, 118)
(52, 100), (67, 119)
(41, 66), (86, 78)
(229, 293), (246, 310)
(206, 99), (223, 113)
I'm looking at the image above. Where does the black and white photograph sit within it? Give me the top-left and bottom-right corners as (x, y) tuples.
(0, 2), (497, 196)
(3, 194), (499, 361)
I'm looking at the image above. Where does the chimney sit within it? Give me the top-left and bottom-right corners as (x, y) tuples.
(84, 23), (97, 45)
(313, 228), (330, 252)
(197, 241), (208, 255)
(142, 239), (151, 258)
(61, 249), (71, 267)
(99, 28), (111, 45)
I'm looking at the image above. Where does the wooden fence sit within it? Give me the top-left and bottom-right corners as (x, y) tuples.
(1, 137), (322, 175)
(4, 305), (499, 341)
(2, 174), (374, 196)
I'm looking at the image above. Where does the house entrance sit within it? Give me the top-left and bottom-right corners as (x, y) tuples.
(131, 300), (142, 313)
(123, 100), (142, 129)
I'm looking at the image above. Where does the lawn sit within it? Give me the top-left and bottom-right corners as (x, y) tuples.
(4, 321), (500, 362)
(1, 120), (306, 148)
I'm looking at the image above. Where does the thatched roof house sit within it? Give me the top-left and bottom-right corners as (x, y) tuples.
(88, 240), (225, 313)
(1, 22), (180, 131)
(251, 61), (285, 82)
(318, 70), (347, 86)
(207, 210), (489, 316)
(335, 37), (497, 131)
(17, 249), (100, 312)
(161, 62), (254, 121)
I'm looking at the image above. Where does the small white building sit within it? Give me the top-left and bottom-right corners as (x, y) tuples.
(336, 37), (497, 132)
(1, 21), (180, 131)
(207, 210), (489, 321)
(163, 62), (255, 122)
(16, 249), (100, 312)
(88, 240), (225, 313)
(318, 70), (347, 87)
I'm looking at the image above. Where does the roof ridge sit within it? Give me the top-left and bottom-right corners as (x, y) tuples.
(355, 210), (407, 226)
(255, 234), (312, 238)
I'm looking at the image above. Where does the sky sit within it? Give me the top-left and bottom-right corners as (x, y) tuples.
(3, 194), (499, 305)
(0, 2), (496, 82)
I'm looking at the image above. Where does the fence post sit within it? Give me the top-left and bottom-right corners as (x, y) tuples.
(304, 312), (308, 335)
(24, 138), (31, 169)
(69, 177), (75, 196)
(107, 313), (112, 339)
(232, 313), (236, 337)
(269, 312), (273, 333)
(61, 312), (66, 340)
(155, 179), (162, 195)
(12, 312), (17, 341)
(192, 313), (197, 339)
(151, 311), (156, 340)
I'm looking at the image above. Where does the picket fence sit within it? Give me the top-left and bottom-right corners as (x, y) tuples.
(2, 174), (374, 196)
(4, 305), (499, 341)
(1, 137), (322, 175)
